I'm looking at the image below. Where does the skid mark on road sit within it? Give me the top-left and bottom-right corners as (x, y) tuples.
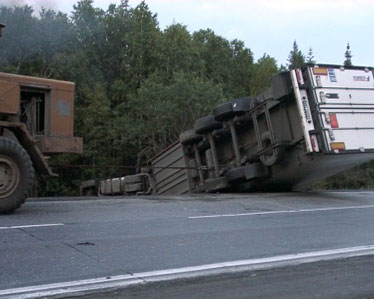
(188, 204), (374, 219)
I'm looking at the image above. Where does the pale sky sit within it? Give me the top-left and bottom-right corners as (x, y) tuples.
(3, 0), (374, 66)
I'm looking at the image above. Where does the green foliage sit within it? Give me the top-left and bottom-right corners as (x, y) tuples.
(0, 5), (72, 75)
(1, 1), (370, 194)
(159, 24), (203, 80)
(119, 72), (225, 164)
(311, 161), (374, 190)
(0, 1), (304, 195)
(250, 54), (278, 96)
(287, 40), (305, 69)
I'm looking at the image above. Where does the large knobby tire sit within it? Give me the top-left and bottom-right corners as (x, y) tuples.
(194, 115), (222, 135)
(0, 137), (35, 214)
(179, 129), (203, 145)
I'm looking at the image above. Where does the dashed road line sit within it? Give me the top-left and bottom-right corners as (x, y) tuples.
(0, 223), (64, 230)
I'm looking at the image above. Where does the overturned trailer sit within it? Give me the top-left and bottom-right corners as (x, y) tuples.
(91, 64), (374, 195)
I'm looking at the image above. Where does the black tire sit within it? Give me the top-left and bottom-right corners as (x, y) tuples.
(194, 115), (222, 134)
(0, 137), (35, 214)
(124, 182), (144, 193)
(225, 163), (267, 184)
(123, 174), (145, 184)
(179, 129), (203, 145)
(233, 113), (252, 128)
(197, 139), (210, 152)
(260, 131), (284, 166)
(230, 97), (251, 114)
(213, 102), (234, 122)
(212, 128), (231, 140)
(82, 187), (97, 196)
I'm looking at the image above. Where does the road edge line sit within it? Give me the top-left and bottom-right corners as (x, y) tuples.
(2, 245), (374, 298)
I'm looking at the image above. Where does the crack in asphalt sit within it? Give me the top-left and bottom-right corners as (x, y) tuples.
(8, 226), (138, 281)
(17, 228), (44, 241)
(63, 242), (103, 264)
(61, 242), (137, 279)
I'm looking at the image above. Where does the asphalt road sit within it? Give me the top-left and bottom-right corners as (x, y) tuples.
(1, 191), (374, 297)
(73, 255), (374, 299)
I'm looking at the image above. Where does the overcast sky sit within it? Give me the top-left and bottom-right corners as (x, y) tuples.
(4, 0), (374, 66)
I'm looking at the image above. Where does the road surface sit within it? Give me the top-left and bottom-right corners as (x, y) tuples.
(1, 191), (374, 297)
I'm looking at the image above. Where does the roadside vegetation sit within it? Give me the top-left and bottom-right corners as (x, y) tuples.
(0, 0), (371, 195)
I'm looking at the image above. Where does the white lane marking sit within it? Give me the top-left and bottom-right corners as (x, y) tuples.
(1, 244), (374, 298)
(188, 204), (374, 219)
(0, 223), (64, 230)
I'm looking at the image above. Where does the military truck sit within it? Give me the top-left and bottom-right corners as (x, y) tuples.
(93, 64), (374, 196)
(0, 23), (82, 213)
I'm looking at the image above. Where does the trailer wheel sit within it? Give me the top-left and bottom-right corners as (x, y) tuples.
(214, 102), (234, 121)
(194, 115), (222, 134)
(225, 163), (266, 184)
(233, 113), (252, 128)
(230, 97), (251, 114)
(260, 131), (284, 166)
(0, 137), (35, 214)
(179, 129), (203, 145)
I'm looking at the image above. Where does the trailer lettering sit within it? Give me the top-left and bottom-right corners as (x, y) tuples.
(353, 76), (370, 82)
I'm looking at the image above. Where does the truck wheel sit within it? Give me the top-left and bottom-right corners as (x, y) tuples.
(179, 129), (203, 145)
(260, 131), (284, 166)
(225, 163), (266, 184)
(214, 102), (234, 122)
(0, 137), (35, 214)
(230, 97), (251, 114)
(194, 115), (222, 135)
(233, 113), (252, 128)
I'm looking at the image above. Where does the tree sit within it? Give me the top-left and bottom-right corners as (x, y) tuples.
(287, 40), (305, 69)
(306, 46), (315, 64)
(193, 29), (232, 84)
(192, 29), (254, 98)
(120, 72), (225, 164)
(158, 24), (202, 80)
(0, 5), (72, 75)
(344, 43), (352, 67)
(250, 54), (278, 96)
(227, 39), (253, 98)
(125, 1), (162, 89)
(102, 0), (131, 83)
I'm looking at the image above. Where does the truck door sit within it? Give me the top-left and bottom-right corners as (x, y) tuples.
(20, 88), (47, 136)
(307, 66), (374, 153)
